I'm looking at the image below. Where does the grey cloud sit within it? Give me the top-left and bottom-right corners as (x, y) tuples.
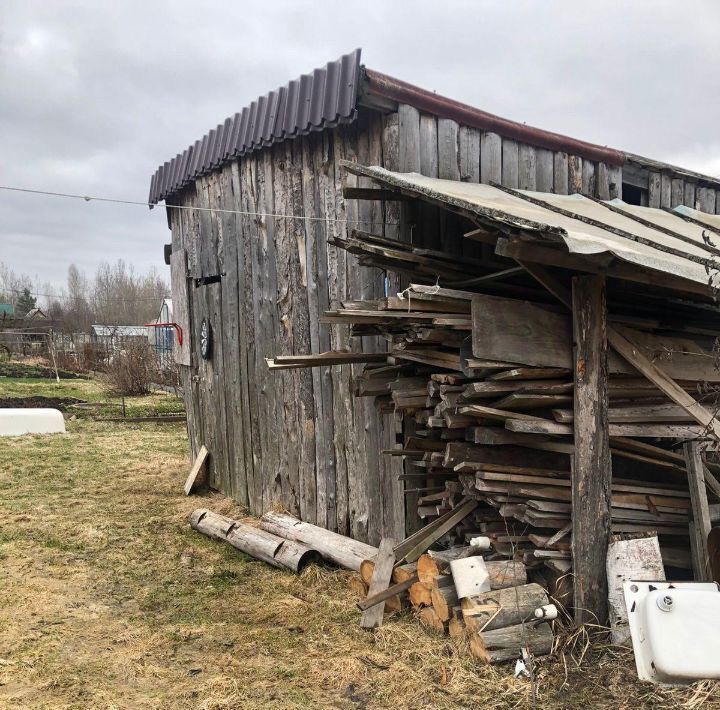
(2, 0), (719, 291)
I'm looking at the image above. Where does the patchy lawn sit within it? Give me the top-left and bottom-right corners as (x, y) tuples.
(0, 377), (718, 708)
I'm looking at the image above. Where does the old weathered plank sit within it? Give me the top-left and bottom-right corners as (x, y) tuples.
(553, 152), (569, 195)
(170, 249), (191, 366)
(480, 132), (502, 185)
(518, 144), (537, 191)
(572, 275), (611, 626)
(582, 161), (596, 196)
(684, 442), (712, 581)
(535, 149), (553, 192)
(596, 163), (611, 200)
(568, 155), (583, 195)
(501, 139), (519, 189)
(438, 119), (460, 181)
(419, 114), (439, 178)
(398, 104), (421, 172)
(360, 538), (396, 629)
(459, 126), (480, 183)
(660, 174), (672, 208)
(608, 165), (622, 200)
(648, 172), (662, 208)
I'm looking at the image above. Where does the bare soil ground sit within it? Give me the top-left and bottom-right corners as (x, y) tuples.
(0, 377), (718, 709)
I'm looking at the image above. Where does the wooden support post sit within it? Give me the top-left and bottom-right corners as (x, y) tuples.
(684, 442), (712, 581)
(572, 275), (611, 625)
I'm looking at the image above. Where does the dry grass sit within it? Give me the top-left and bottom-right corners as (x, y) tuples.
(0, 378), (719, 708)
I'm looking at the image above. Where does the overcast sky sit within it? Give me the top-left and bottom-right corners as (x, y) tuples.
(2, 0), (720, 293)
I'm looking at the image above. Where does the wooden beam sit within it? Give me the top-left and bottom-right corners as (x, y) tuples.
(606, 326), (720, 441)
(684, 442), (713, 581)
(184, 445), (209, 495)
(572, 275), (611, 625)
(360, 538), (396, 629)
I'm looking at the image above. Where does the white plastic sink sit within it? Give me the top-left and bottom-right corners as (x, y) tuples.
(0, 409), (66, 436)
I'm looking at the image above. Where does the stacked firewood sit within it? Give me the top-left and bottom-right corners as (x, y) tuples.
(324, 230), (720, 589)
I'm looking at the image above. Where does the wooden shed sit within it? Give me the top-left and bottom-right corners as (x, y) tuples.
(150, 50), (720, 619)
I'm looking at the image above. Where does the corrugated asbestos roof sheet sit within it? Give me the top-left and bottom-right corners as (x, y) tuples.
(342, 163), (720, 293)
(148, 49), (362, 204)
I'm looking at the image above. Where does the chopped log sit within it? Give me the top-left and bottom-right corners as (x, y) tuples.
(448, 615), (466, 639)
(184, 445), (209, 495)
(409, 581), (434, 607)
(260, 512), (377, 572)
(360, 538), (396, 629)
(469, 621), (554, 663)
(190, 509), (318, 572)
(431, 584), (459, 621)
(393, 562), (417, 583)
(418, 606), (447, 634)
(461, 583), (549, 632)
(360, 559), (375, 586)
(349, 576), (369, 598)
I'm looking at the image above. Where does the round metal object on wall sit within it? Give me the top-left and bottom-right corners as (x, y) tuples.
(200, 318), (212, 360)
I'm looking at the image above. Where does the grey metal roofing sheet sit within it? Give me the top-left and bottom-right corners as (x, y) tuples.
(341, 163), (719, 293)
(148, 48), (362, 204)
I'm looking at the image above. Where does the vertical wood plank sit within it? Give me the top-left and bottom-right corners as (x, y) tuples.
(535, 149), (553, 192)
(582, 161), (596, 196)
(660, 174), (672, 208)
(608, 166), (622, 200)
(218, 164), (247, 505)
(572, 275), (611, 625)
(321, 131), (350, 534)
(706, 188), (717, 214)
(684, 442), (712, 581)
(553, 152), (569, 195)
(458, 126), (480, 183)
(671, 178), (684, 208)
(596, 163), (610, 200)
(231, 160), (257, 510)
(648, 172), (661, 208)
(437, 119), (460, 181)
(501, 139), (519, 189)
(568, 155), (583, 195)
(419, 114), (438, 178)
(239, 158), (263, 513)
(398, 104), (421, 173)
(480, 132), (502, 185)
(518, 144), (537, 191)
(684, 181), (696, 209)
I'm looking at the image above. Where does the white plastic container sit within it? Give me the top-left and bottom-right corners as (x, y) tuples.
(0, 409), (66, 436)
(624, 580), (720, 684)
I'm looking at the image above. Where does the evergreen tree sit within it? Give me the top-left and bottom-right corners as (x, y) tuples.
(15, 288), (37, 317)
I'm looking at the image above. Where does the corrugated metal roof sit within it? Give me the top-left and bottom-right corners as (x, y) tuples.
(148, 49), (362, 204)
(341, 163), (720, 293)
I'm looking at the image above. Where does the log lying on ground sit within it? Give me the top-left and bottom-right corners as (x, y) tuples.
(260, 511), (377, 571)
(461, 583), (549, 632)
(190, 509), (318, 572)
(469, 621), (554, 663)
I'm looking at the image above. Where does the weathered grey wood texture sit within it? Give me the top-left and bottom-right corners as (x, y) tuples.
(164, 104), (655, 545)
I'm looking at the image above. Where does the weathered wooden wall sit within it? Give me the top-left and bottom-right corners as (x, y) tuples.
(165, 104), (631, 544)
(168, 110), (405, 545)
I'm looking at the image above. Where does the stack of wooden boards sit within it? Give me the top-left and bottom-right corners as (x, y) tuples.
(319, 230), (720, 592)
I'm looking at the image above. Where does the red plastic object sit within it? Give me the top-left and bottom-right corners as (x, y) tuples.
(144, 322), (183, 347)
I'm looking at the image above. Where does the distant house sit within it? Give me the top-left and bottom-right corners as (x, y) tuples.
(91, 324), (150, 352)
(23, 307), (47, 321)
(0, 304), (14, 319)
